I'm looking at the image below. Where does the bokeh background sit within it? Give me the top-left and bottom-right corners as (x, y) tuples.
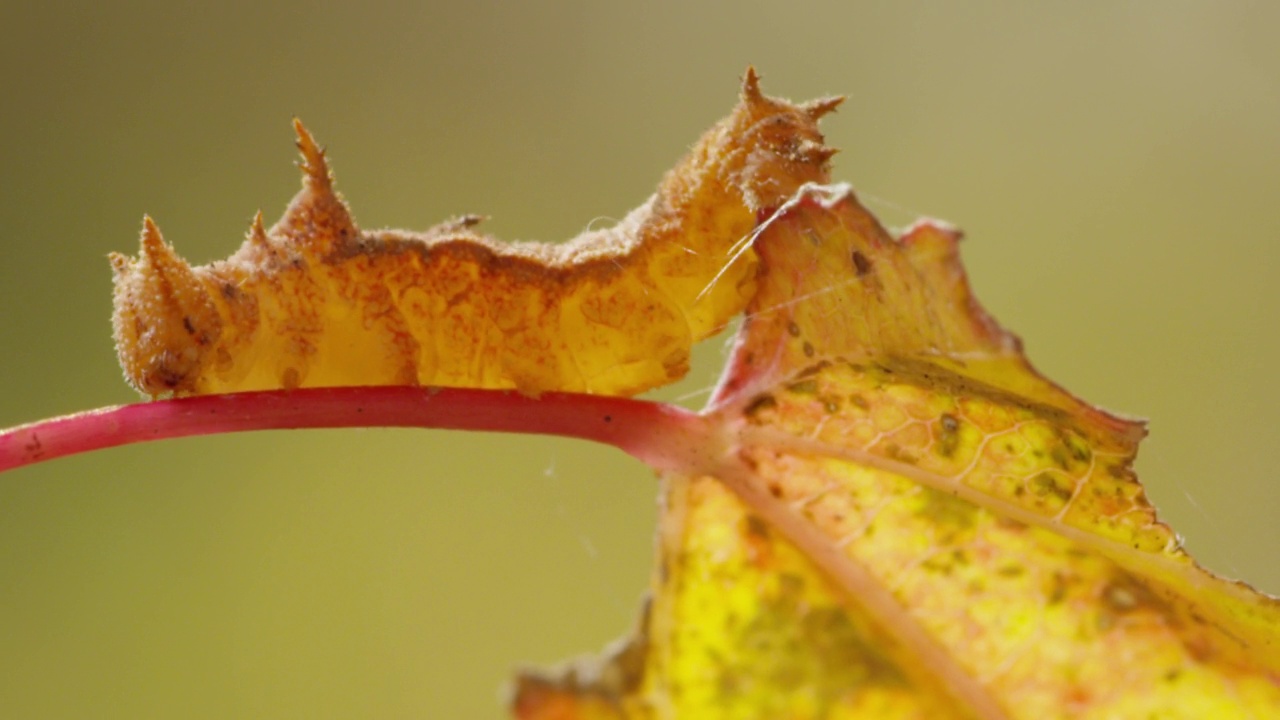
(1, 2), (1277, 717)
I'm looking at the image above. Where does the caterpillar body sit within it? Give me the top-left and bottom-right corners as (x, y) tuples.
(110, 70), (842, 397)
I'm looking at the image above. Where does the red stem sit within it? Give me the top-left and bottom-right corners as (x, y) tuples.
(0, 386), (714, 476)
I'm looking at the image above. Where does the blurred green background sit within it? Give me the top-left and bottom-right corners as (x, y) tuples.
(1, 2), (1277, 717)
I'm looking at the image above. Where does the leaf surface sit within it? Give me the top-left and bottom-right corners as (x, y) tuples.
(516, 185), (1280, 719)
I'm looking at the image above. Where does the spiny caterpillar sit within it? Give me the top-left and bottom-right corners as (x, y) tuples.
(110, 70), (843, 397)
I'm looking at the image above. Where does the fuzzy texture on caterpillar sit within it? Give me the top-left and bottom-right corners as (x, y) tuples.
(110, 69), (843, 397)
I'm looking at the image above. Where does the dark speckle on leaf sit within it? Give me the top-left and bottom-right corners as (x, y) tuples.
(744, 394), (778, 418)
(852, 250), (872, 277)
(937, 413), (961, 457)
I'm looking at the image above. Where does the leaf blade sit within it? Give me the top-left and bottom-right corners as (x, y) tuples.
(710, 184), (1280, 717)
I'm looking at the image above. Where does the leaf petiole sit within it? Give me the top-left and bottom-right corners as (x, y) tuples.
(0, 386), (715, 476)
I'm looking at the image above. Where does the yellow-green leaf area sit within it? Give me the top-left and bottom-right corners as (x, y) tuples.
(709, 184), (1280, 717)
(642, 476), (959, 719)
(516, 182), (1280, 719)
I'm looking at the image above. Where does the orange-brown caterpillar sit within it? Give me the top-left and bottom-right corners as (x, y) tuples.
(110, 70), (842, 397)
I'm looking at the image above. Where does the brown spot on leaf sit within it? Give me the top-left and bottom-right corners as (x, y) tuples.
(884, 443), (918, 465)
(786, 379), (818, 395)
(744, 394), (778, 418)
(937, 413), (961, 457)
(1030, 472), (1073, 503)
(851, 250), (872, 277)
(1046, 572), (1069, 605)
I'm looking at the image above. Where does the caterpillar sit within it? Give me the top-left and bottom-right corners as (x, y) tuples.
(110, 69), (842, 397)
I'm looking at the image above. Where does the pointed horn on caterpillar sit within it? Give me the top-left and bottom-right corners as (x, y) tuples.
(278, 119), (358, 256)
(247, 210), (269, 249)
(292, 118), (332, 193)
(799, 95), (845, 121)
(111, 216), (222, 396)
(741, 66), (765, 106)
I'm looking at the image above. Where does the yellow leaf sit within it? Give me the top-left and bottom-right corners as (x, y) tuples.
(516, 185), (1280, 718)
